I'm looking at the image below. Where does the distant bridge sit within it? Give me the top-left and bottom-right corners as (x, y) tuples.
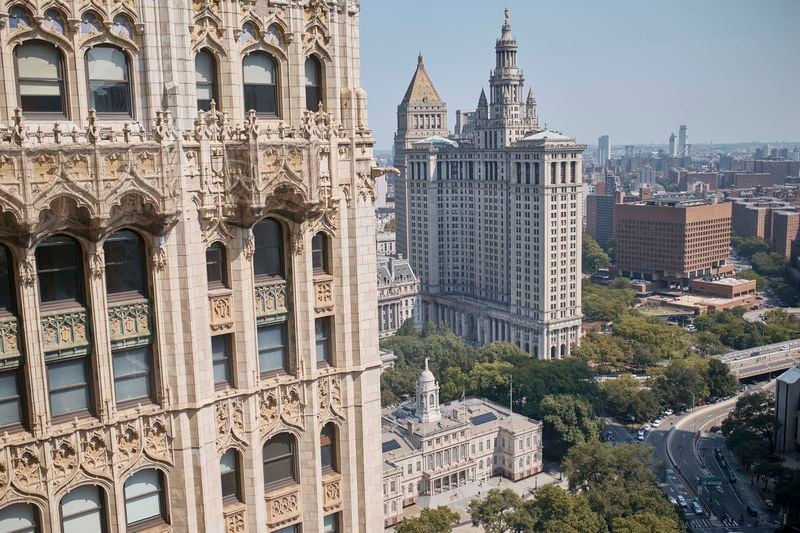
(715, 339), (800, 379)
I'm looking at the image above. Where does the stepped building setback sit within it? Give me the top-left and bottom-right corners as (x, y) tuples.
(394, 10), (585, 359)
(0, 1), (383, 532)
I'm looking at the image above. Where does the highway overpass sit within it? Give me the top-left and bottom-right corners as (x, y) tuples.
(715, 339), (800, 379)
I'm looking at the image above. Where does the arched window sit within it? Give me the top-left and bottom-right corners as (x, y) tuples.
(61, 485), (106, 532)
(36, 235), (84, 306)
(239, 22), (258, 44)
(8, 6), (32, 30)
(124, 469), (167, 527)
(243, 52), (277, 116)
(253, 218), (283, 279)
(111, 14), (133, 39)
(220, 449), (241, 503)
(0, 244), (15, 313)
(0, 502), (40, 532)
(195, 50), (218, 112)
(263, 433), (296, 489)
(205, 242), (227, 288)
(87, 45), (131, 115)
(15, 41), (65, 115)
(311, 232), (329, 274)
(104, 230), (147, 298)
(320, 423), (337, 473)
(304, 56), (322, 111)
(80, 11), (102, 35)
(42, 9), (66, 34)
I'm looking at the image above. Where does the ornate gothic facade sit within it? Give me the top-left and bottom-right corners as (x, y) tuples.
(0, 1), (382, 532)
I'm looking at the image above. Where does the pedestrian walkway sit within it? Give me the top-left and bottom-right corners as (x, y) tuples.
(688, 518), (712, 529)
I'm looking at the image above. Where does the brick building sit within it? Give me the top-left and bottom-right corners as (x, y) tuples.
(732, 198), (800, 261)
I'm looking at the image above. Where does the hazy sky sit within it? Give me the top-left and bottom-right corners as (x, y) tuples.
(360, 0), (800, 150)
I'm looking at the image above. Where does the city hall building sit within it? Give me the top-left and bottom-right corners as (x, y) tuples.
(0, 1), (383, 532)
(394, 11), (586, 359)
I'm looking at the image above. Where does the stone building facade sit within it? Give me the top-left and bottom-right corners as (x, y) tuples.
(0, 1), (383, 532)
(394, 11), (585, 359)
(377, 255), (419, 337)
(381, 360), (543, 527)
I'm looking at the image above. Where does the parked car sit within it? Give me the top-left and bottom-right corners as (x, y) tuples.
(668, 496), (678, 506)
(692, 501), (703, 515)
(746, 505), (759, 517)
(636, 430), (645, 441)
(677, 495), (687, 508)
(664, 409), (674, 416)
(651, 419), (661, 428)
(643, 423), (652, 431)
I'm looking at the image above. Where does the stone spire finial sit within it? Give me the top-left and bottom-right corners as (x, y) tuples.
(505, 7), (509, 22)
(418, 51), (423, 66)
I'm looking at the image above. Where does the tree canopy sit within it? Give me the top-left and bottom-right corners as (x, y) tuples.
(395, 506), (460, 533)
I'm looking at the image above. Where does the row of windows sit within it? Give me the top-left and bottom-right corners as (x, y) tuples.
(12, 40), (324, 118)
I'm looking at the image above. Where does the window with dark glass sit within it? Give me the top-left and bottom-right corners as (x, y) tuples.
(47, 356), (92, 417)
(206, 242), (227, 288)
(195, 50), (217, 112)
(253, 218), (284, 279)
(36, 235), (84, 306)
(15, 41), (65, 115)
(257, 323), (287, 374)
(9, 6), (32, 30)
(273, 525), (299, 533)
(315, 318), (331, 365)
(0, 502), (39, 533)
(323, 513), (341, 533)
(263, 434), (296, 488)
(243, 52), (277, 116)
(305, 56), (322, 111)
(104, 230), (147, 297)
(220, 449), (241, 503)
(212, 334), (232, 386)
(124, 469), (167, 527)
(0, 244), (15, 312)
(87, 45), (131, 115)
(0, 368), (24, 429)
(61, 485), (106, 533)
(112, 346), (153, 404)
(311, 233), (329, 274)
(320, 423), (337, 473)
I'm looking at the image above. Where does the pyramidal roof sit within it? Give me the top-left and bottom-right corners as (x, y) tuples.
(401, 53), (443, 104)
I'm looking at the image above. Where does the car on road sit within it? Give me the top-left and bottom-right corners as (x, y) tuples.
(677, 495), (687, 508)
(692, 501), (703, 515)
(668, 496), (678, 506)
(651, 419), (661, 427)
(636, 430), (645, 441)
(643, 423), (651, 431)
(746, 505), (759, 517)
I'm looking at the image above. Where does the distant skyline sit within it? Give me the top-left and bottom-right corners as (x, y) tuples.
(360, 0), (800, 151)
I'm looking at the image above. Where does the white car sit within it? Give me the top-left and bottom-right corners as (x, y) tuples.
(651, 419), (661, 428)
(643, 423), (652, 431)
(692, 501), (703, 515)
(677, 495), (687, 508)
(664, 409), (674, 416)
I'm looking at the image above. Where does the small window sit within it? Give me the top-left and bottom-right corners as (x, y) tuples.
(0, 502), (39, 533)
(47, 356), (92, 417)
(315, 318), (331, 365)
(87, 45), (131, 115)
(311, 233), (329, 274)
(42, 9), (66, 34)
(220, 449), (241, 503)
(112, 346), (154, 404)
(206, 242), (227, 288)
(253, 218), (284, 279)
(15, 41), (65, 115)
(320, 423), (337, 473)
(104, 230), (147, 298)
(36, 235), (84, 306)
(211, 335), (233, 386)
(305, 56), (322, 111)
(124, 469), (167, 527)
(257, 323), (287, 374)
(323, 513), (341, 533)
(61, 485), (106, 532)
(0, 368), (24, 429)
(263, 433), (296, 489)
(273, 525), (300, 533)
(0, 244), (15, 312)
(243, 52), (277, 116)
(195, 50), (218, 112)
(8, 6), (32, 30)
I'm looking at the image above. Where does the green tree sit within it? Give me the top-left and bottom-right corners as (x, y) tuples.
(705, 358), (738, 398)
(527, 485), (606, 533)
(539, 394), (600, 459)
(650, 359), (707, 410)
(583, 233), (610, 274)
(395, 506), (460, 533)
(467, 489), (528, 533)
(600, 375), (660, 423)
(396, 318), (418, 337)
(583, 282), (637, 322)
(735, 235), (770, 259)
(750, 251), (786, 277)
(693, 331), (727, 356)
(613, 313), (690, 366)
(611, 512), (681, 532)
(468, 361), (512, 401)
(722, 391), (775, 467)
(572, 333), (632, 373)
(478, 341), (529, 362)
(774, 467), (800, 522)
(738, 269), (768, 290)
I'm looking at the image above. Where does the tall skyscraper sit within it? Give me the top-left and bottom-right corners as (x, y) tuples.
(668, 133), (677, 157)
(678, 124), (688, 157)
(0, 1), (383, 531)
(394, 10), (585, 359)
(598, 134), (611, 164)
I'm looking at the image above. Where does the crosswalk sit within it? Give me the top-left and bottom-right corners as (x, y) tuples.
(721, 518), (739, 528)
(688, 516), (776, 530)
(688, 518), (711, 529)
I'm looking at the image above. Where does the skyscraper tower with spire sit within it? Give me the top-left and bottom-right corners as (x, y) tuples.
(394, 10), (586, 360)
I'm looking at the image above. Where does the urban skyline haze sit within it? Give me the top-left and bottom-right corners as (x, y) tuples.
(361, 0), (800, 151)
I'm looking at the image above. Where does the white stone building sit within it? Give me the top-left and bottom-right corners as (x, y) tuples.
(376, 231), (396, 256)
(0, 1), (383, 532)
(394, 11), (585, 359)
(381, 360), (543, 527)
(377, 255), (419, 337)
